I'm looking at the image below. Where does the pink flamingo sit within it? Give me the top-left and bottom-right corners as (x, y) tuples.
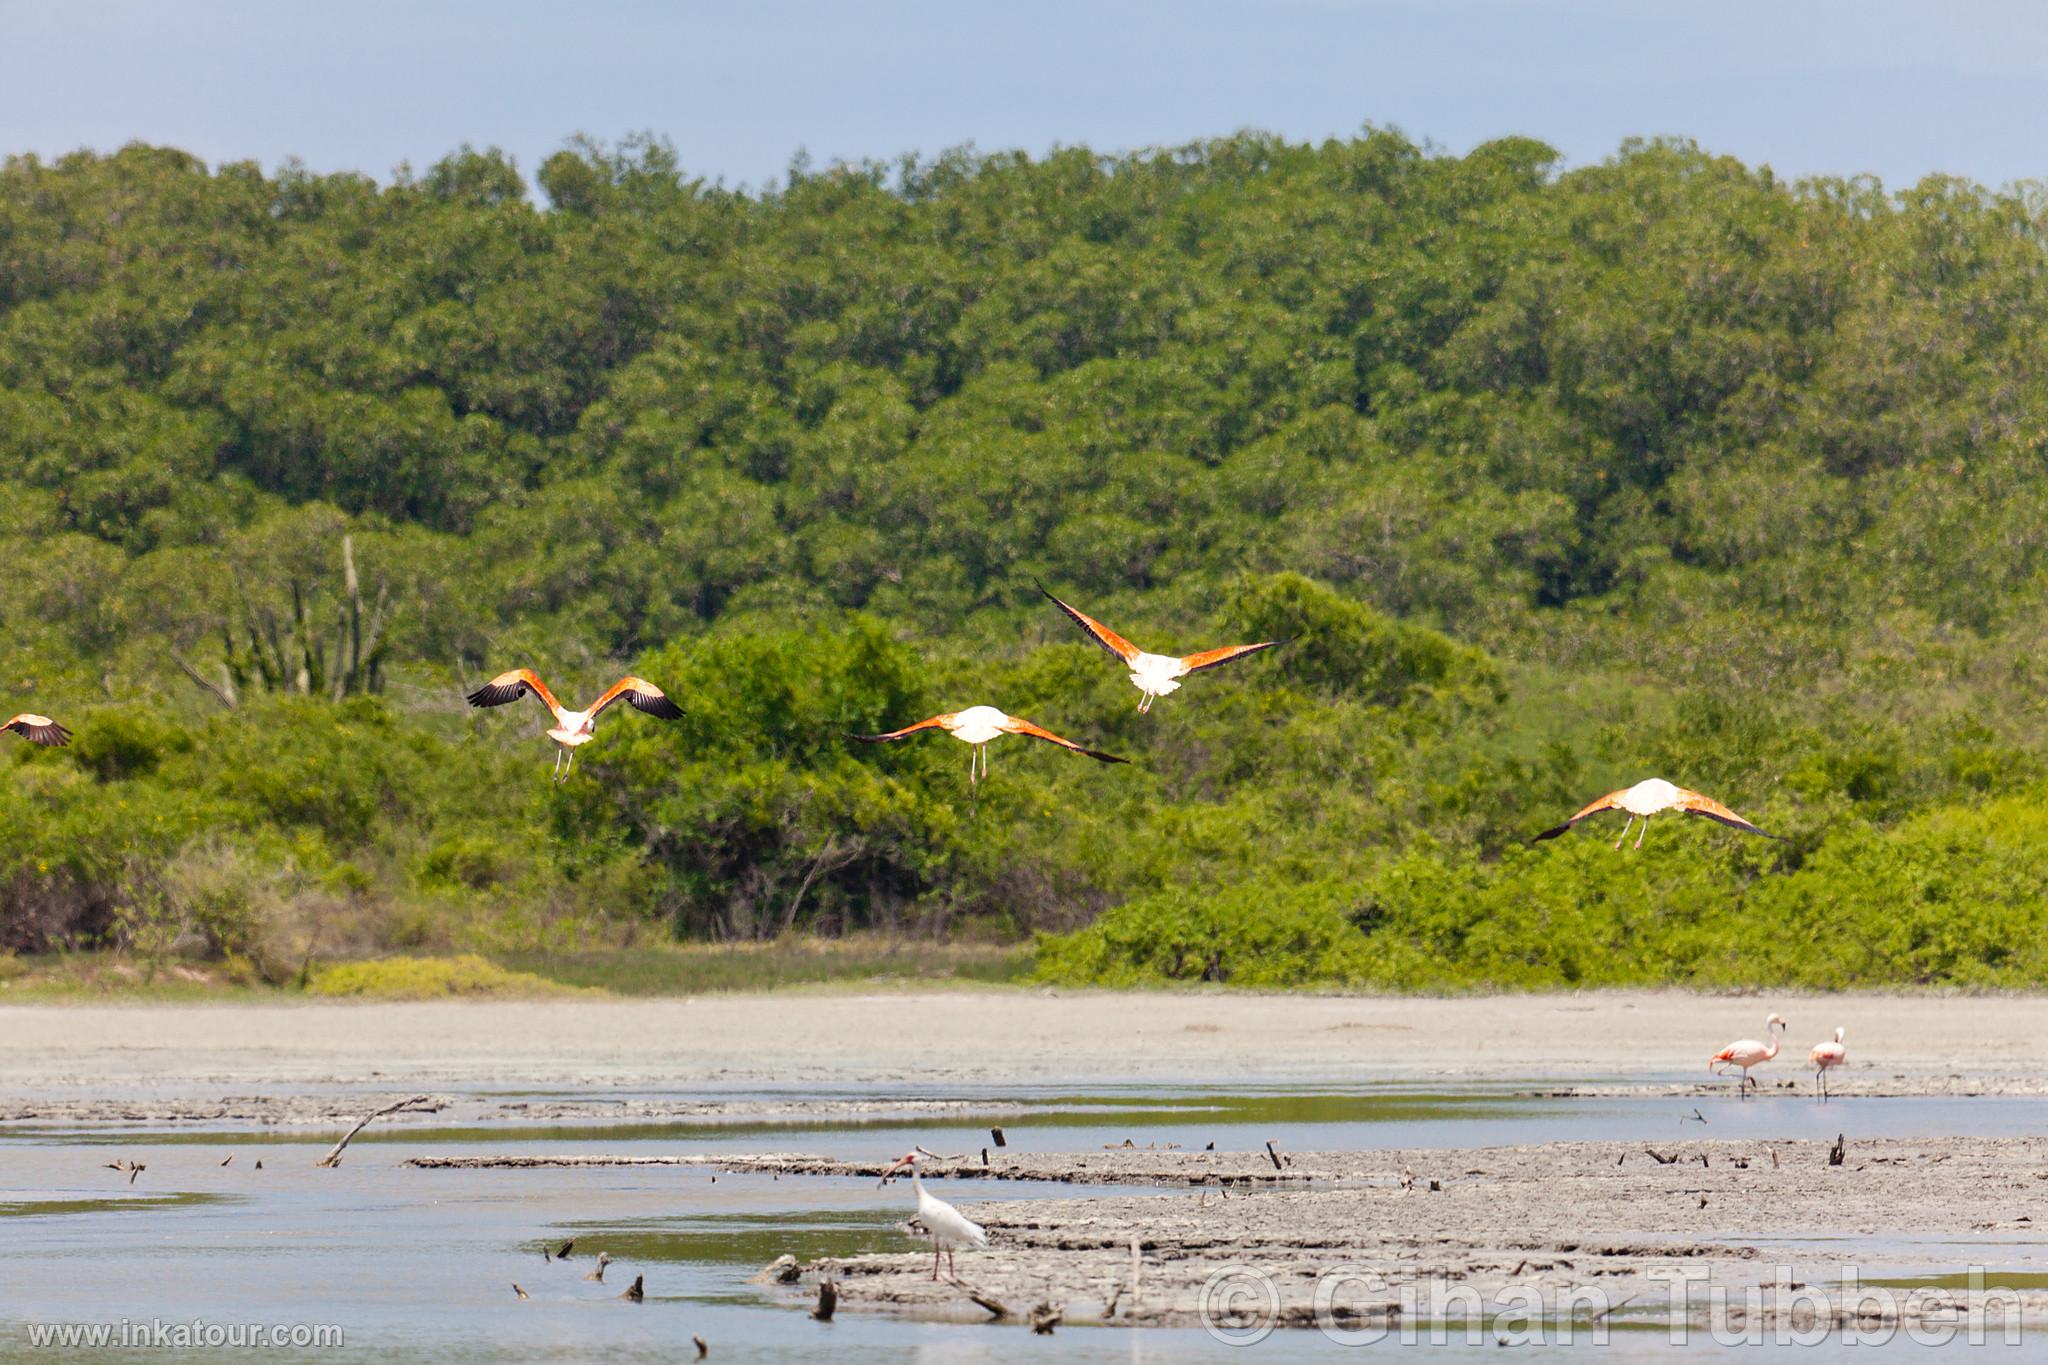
(1709, 1013), (1786, 1099)
(1810, 1026), (1847, 1101)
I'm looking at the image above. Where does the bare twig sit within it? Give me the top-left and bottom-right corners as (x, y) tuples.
(316, 1095), (435, 1168)
(172, 654), (237, 710)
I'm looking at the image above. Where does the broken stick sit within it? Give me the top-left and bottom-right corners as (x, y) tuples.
(317, 1095), (435, 1168)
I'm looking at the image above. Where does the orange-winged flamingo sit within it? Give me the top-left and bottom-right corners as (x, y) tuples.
(880, 1151), (987, 1280)
(466, 668), (683, 782)
(1, 713), (71, 747)
(1037, 582), (1285, 713)
(1710, 1013), (1786, 1099)
(1535, 779), (1776, 850)
(1810, 1026), (1847, 1101)
(850, 706), (1126, 784)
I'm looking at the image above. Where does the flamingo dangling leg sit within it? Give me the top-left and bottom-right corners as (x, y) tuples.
(931, 1246), (942, 1280)
(1614, 816), (1633, 850)
(1635, 818), (1649, 850)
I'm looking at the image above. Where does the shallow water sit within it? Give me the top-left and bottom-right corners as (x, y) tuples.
(4, 1081), (2042, 1360)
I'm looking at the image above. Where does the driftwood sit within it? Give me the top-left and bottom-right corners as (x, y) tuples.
(692, 1336), (707, 1359)
(1828, 1133), (1846, 1166)
(316, 1095), (435, 1168)
(956, 1280), (1010, 1319)
(1264, 1140), (1285, 1171)
(620, 1275), (644, 1302)
(1029, 1300), (1063, 1334)
(810, 1278), (837, 1322)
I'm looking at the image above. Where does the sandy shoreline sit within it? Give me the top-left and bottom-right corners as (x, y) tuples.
(5, 989), (2046, 1093)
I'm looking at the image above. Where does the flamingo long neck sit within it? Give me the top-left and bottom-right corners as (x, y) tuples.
(1763, 1028), (1781, 1061)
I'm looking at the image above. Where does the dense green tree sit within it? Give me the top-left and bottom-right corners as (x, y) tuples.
(4, 129), (2048, 985)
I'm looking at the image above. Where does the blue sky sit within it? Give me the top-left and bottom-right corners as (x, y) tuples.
(7, 1), (2048, 192)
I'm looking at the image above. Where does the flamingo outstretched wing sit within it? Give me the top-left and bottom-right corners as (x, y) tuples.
(1675, 789), (1778, 838)
(589, 676), (685, 720)
(1, 713), (70, 747)
(1001, 716), (1128, 765)
(1036, 582), (1142, 665)
(466, 668), (566, 721)
(1178, 639), (1287, 675)
(849, 715), (956, 744)
(1532, 790), (1628, 842)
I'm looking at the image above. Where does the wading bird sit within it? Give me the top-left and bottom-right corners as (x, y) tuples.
(1710, 1013), (1786, 1099)
(1533, 779), (1776, 850)
(880, 1151), (988, 1280)
(850, 706), (1126, 784)
(465, 669), (683, 782)
(1036, 582), (1285, 713)
(2, 713), (70, 747)
(1810, 1026), (1847, 1101)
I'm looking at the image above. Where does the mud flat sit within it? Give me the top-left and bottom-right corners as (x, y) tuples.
(5, 990), (2047, 1091)
(728, 1136), (2048, 1333)
(0, 1094), (1028, 1128)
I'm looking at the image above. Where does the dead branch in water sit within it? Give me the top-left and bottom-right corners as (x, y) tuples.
(956, 1280), (1010, 1319)
(316, 1095), (435, 1168)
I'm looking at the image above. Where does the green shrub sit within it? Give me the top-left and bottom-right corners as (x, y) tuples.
(306, 953), (572, 999)
(1036, 880), (1376, 988)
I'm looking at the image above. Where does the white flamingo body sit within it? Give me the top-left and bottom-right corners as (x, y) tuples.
(1128, 651), (1189, 702)
(546, 709), (598, 749)
(1616, 778), (1682, 816)
(1710, 1012), (1786, 1098)
(1811, 1026), (1847, 1100)
(945, 705), (1011, 746)
(881, 1152), (987, 1279)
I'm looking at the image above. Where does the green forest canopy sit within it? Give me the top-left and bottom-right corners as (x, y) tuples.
(5, 128), (2048, 988)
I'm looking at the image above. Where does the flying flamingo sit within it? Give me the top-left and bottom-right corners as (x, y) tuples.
(880, 1151), (988, 1280)
(1, 713), (71, 747)
(1810, 1026), (1847, 1101)
(850, 706), (1126, 784)
(1710, 1013), (1786, 1099)
(1036, 582), (1286, 712)
(1534, 779), (1777, 850)
(465, 669), (683, 782)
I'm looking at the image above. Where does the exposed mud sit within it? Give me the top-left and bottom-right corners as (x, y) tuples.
(0, 1095), (1027, 1127)
(730, 1136), (2048, 1331)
